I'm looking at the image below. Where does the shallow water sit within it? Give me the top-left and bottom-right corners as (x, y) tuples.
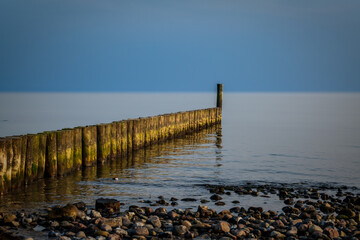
(0, 93), (359, 212)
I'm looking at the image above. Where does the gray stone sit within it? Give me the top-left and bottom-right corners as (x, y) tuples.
(90, 210), (102, 218)
(100, 224), (112, 232)
(173, 225), (188, 235)
(76, 231), (86, 238)
(130, 226), (149, 236)
(147, 215), (161, 228)
(212, 221), (230, 233)
(309, 224), (323, 233)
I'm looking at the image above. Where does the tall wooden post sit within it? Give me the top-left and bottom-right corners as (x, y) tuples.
(217, 84), (223, 108)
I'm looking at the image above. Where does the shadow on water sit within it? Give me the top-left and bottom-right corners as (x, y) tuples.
(0, 125), (222, 212)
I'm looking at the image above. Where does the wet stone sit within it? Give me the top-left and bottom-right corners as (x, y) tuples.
(48, 204), (78, 220)
(130, 226), (149, 236)
(95, 198), (120, 212)
(309, 224), (323, 233)
(173, 225), (188, 236)
(212, 221), (230, 233)
(181, 198), (197, 202)
(3, 214), (17, 223)
(210, 194), (223, 201)
(147, 215), (161, 228)
(100, 224), (112, 232)
(324, 226), (339, 239)
(95, 230), (109, 237)
(90, 210), (102, 218)
(76, 231), (86, 238)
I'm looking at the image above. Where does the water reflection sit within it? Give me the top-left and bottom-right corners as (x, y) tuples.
(0, 125), (222, 212)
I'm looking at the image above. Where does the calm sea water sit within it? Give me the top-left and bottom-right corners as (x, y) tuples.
(0, 93), (359, 212)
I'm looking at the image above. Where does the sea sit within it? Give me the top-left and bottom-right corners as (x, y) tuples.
(0, 92), (359, 212)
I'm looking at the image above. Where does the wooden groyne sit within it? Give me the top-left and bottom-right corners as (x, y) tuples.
(0, 107), (222, 195)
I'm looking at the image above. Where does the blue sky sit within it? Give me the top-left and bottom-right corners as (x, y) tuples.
(0, 0), (359, 92)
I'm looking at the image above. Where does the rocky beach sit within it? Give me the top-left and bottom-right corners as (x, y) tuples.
(1, 184), (359, 240)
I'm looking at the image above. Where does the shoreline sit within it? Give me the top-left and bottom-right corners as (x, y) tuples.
(1, 184), (359, 239)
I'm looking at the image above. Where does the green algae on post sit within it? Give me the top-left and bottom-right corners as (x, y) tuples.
(10, 136), (25, 189)
(45, 132), (57, 178)
(115, 121), (122, 157)
(0, 138), (11, 194)
(0, 107), (221, 194)
(110, 122), (118, 159)
(73, 127), (82, 170)
(126, 120), (133, 153)
(37, 133), (47, 180)
(132, 119), (141, 151)
(97, 124), (111, 164)
(82, 125), (97, 167)
(56, 129), (74, 176)
(120, 121), (127, 155)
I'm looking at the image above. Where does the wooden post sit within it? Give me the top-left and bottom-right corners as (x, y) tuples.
(73, 127), (82, 169)
(45, 131), (57, 177)
(217, 83), (223, 108)
(82, 125), (97, 167)
(120, 121), (128, 155)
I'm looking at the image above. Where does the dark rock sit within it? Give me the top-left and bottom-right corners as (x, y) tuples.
(323, 227), (339, 239)
(248, 207), (263, 213)
(338, 208), (356, 218)
(76, 231), (86, 238)
(197, 205), (214, 218)
(95, 198), (120, 212)
(173, 225), (188, 236)
(3, 214), (17, 223)
(100, 224), (112, 232)
(212, 221), (230, 233)
(309, 225), (323, 234)
(95, 230), (110, 237)
(90, 210), (102, 218)
(210, 194), (222, 201)
(181, 198), (197, 202)
(129, 226), (149, 236)
(101, 217), (122, 228)
(48, 230), (60, 237)
(286, 226), (298, 236)
(48, 204), (78, 220)
(159, 231), (173, 238)
(215, 201), (226, 206)
(284, 198), (294, 205)
(73, 202), (86, 211)
(147, 216), (161, 228)
(154, 207), (167, 215)
(270, 230), (286, 238)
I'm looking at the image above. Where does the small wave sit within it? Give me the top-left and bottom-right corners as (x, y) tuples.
(269, 153), (323, 160)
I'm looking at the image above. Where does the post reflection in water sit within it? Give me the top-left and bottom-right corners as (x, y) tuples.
(0, 125), (222, 212)
(214, 127), (223, 179)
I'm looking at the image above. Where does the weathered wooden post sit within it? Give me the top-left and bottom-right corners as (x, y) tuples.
(45, 131), (57, 177)
(0, 138), (12, 193)
(97, 124), (111, 164)
(73, 127), (82, 169)
(217, 83), (223, 108)
(82, 125), (97, 167)
(110, 122), (118, 159)
(127, 120), (133, 153)
(120, 121), (128, 155)
(115, 121), (122, 157)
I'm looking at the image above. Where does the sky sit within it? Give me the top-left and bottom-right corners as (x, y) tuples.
(0, 0), (360, 92)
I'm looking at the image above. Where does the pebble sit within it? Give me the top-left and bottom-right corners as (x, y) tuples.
(0, 185), (359, 240)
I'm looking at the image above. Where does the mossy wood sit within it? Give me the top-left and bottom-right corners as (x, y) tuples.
(0, 107), (221, 195)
